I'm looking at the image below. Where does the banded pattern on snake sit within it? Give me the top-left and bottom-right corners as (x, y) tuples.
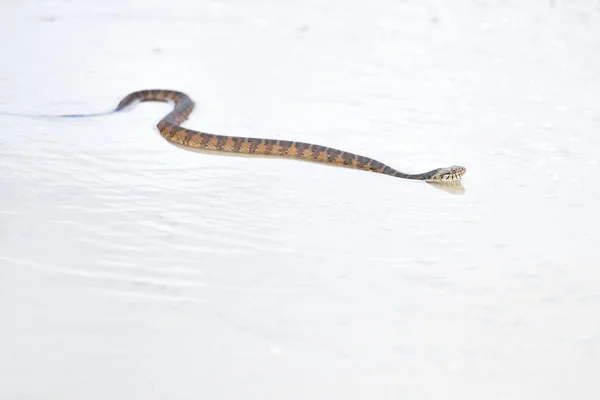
(116, 90), (466, 182)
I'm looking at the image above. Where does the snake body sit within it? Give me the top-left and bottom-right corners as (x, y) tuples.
(116, 90), (466, 182)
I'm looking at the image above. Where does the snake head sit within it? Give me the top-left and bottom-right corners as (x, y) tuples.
(425, 165), (466, 182)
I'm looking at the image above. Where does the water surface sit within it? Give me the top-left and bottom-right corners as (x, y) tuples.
(1, 1), (599, 399)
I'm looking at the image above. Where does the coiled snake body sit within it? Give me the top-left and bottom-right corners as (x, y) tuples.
(116, 90), (466, 182)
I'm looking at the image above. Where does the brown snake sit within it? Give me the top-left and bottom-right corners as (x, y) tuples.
(116, 90), (466, 182)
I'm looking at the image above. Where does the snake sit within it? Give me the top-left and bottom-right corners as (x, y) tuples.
(115, 90), (466, 182)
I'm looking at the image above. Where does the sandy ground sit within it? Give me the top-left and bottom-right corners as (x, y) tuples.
(1, 0), (600, 399)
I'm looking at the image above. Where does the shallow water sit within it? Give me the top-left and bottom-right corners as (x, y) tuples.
(1, 0), (600, 399)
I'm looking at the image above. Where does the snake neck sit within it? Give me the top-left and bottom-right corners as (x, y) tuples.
(386, 170), (420, 180)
